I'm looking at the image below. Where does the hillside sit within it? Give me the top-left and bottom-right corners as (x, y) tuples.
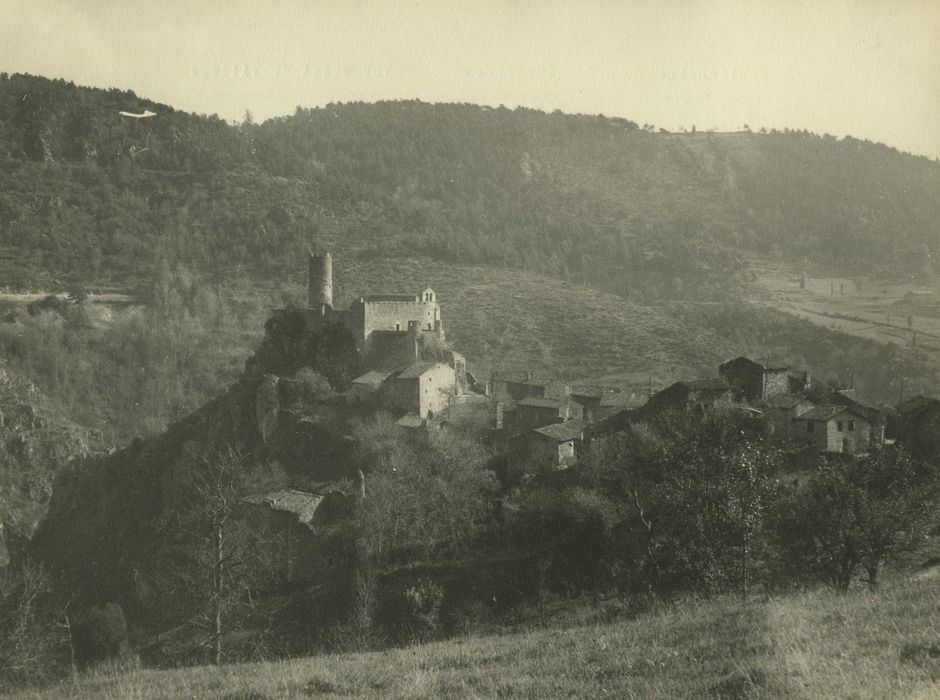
(0, 367), (100, 566)
(10, 576), (940, 699)
(1, 254), (939, 454)
(1, 73), (938, 300)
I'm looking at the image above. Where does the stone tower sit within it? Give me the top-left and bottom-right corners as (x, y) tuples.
(308, 252), (333, 309)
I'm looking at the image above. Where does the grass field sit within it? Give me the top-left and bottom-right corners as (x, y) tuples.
(9, 576), (939, 699)
(753, 259), (940, 363)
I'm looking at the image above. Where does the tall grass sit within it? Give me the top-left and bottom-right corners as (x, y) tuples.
(10, 577), (937, 699)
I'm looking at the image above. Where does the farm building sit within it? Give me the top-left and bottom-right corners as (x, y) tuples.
(643, 378), (733, 415)
(893, 394), (940, 459)
(759, 393), (816, 440)
(830, 389), (889, 446)
(719, 356), (797, 402)
(525, 420), (588, 471)
(513, 396), (583, 433)
(792, 405), (872, 454)
(387, 361), (457, 419)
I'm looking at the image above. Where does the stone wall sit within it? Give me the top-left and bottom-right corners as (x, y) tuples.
(762, 370), (790, 400)
(361, 300), (440, 339)
(417, 363), (456, 418)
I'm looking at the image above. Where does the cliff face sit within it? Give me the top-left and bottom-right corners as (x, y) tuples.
(0, 367), (100, 565)
(31, 315), (363, 636)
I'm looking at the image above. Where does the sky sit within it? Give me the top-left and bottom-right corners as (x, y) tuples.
(4, 0), (939, 158)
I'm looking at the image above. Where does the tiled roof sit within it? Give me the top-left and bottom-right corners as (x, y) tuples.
(518, 397), (563, 409)
(832, 389), (886, 414)
(762, 393), (809, 409)
(352, 370), (393, 385)
(896, 394), (940, 414)
(796, 405), (862, 422)
(397, 361), (442, 379)
(534, 420), (588, 442)
(719, 356), (789, 372)
(570, 387), (604, 400)
(677, 378), (730, 391)
(600, 392), (639, 408)
(242, 490), (326, 524)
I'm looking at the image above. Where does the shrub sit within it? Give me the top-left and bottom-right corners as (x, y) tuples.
(400, 578), (444, 644)
(72, 602), (131, 668)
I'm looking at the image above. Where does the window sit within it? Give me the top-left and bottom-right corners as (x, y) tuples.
(395, 323), (401, 331)
(807, 422), (814, 434)
(848, 420), (855, 431)
(837, 421), (844, 432)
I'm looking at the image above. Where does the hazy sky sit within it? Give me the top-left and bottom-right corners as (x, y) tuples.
(4, 0), (939, 158)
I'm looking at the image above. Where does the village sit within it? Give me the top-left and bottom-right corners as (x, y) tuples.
(294, 254), (940, 477)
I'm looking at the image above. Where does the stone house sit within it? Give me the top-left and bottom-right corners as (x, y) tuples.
(387, 361), (457, 419)
(759, 393), (816, 440)
(569, 387), (603, 419)
(792, 405), (872, 454)
(719, 356), (801, 402)
(241, 488), (351, 583)
(489, 372), (569, 403)
(643, 378), (733, 416)
(347, 369), (393, 401)
(513, 396), (583, 434)
(830, 389), (888, 446)
(893, 394), (940, 459)
(525, 420), (588, 472)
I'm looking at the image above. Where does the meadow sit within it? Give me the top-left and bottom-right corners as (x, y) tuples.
(8, 575), (938, 699)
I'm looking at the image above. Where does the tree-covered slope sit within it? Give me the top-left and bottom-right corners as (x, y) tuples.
(1, 73), (938, 299)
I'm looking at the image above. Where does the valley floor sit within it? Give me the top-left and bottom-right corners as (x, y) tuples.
(7, 576), (939, 699)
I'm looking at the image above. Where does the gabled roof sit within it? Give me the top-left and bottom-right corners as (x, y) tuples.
(352, 370), (393, 386)
(896, 394), (940, 414)
(242, 490), (326, 524)
(570, 387), (604, 400)
(397, 361), (445, 379)
(762, 393), (810, 409)
(518, 397), (564, 409)
(675, 378), (730, 391)
(533, 420), (588, 442)
(719, 356), (789, 372)
(832, 389), (887, 415)
(600, 392), (639, 408)
(795, 405), (864, 422)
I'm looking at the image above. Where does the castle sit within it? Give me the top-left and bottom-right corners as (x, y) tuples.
(295, 254), (470, 416)
(305, 253), (446, 366)
(306, 253), (454, 369)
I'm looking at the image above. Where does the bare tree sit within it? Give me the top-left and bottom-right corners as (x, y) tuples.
(173, 446), (282, 665)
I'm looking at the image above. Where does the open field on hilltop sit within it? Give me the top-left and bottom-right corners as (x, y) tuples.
(8, 576), (939, 699)
(752, 259), (940, 362)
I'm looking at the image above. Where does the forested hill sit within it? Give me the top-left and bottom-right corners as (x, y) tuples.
(1, 72), (938, 298)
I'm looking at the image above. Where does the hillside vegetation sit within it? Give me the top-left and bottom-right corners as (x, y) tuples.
(9, 577), (939, 699)
(2, 72), (939, 440)
(3, 255), (939, 450)
(1, 73), (938, 299)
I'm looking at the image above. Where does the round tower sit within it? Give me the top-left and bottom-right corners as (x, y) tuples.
(308, 252), (333, 309)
